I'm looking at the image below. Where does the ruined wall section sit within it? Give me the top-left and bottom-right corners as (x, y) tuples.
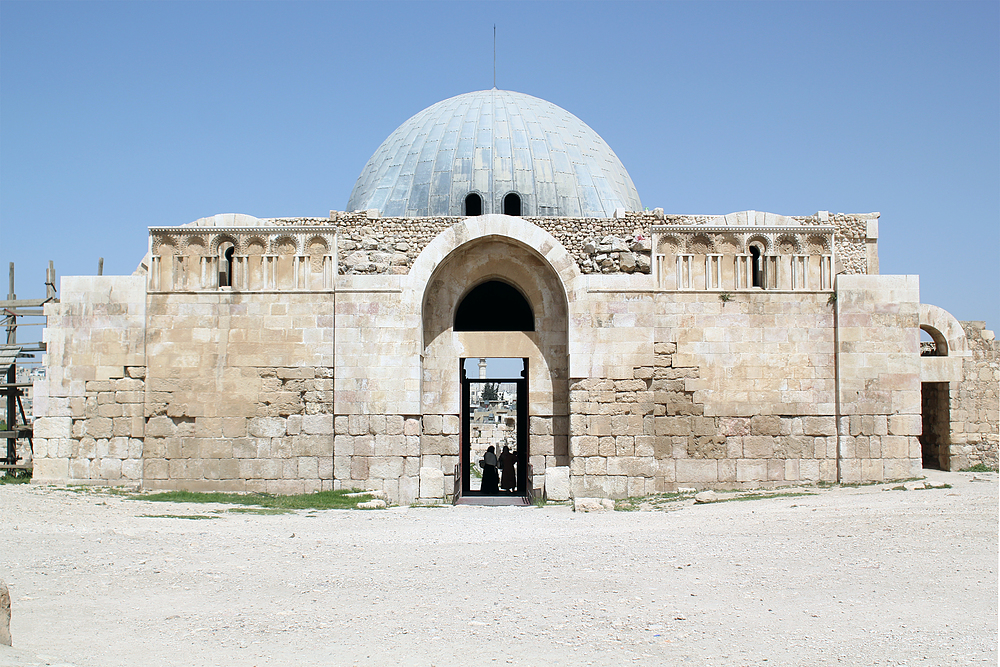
(568, 289), (841, 498)
(32, 276), (147, 485)
(325, 210), (874, 277)
(950, 322), (1000, 469)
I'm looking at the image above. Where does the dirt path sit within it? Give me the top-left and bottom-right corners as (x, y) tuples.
(1, 470), (996, 667)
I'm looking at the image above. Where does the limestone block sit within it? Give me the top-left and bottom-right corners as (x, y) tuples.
(882, 436), (909, 459)
(33, 417), (73, 439)
(719, 417), (750, 436)
(99, 458), (122, 480)
(144, 458), (169, 480)
(750, 416), (781, 436)
(302, 414), (334, 435)
(69, 457), (93, 480)
(574, 497), (614, 512)
(334, 456), (351, 480)
(799, 459), (820, 481)
(634, 435), (655, 458)
(767, 459), (784, 481)
(334, 416), (349, 434)
(353, 435), (374, 457)
(803, 416), (837, 436)
(348, 415), (369, 436)
(888, 414), (921, 437)
(387, 415), (405, 435)
(718, 459), (737, 482)
(840, 458), (861, 483)
(585, 457), (606, 475)
(419, 466), (445, 499)
(598, 437), (616, 457)
(442, 415), (460, 435)
(655, 416), (690, 436)
(743, 436), (773, 459)
(286, 415), (303, 436)
(572, 436), (599, 457)
(398, 475), (419, 505)
(421, 414), (441, 435)
(676, 459), (718, 483)
(544, 466), (570, 501)
(249, 417), (286, 438)
(737, 459), (767, 482)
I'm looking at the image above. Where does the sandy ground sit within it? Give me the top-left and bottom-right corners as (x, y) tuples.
(1, 469), (996, 667)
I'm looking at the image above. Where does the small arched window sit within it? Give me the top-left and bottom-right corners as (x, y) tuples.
(749, 246), (763, 288)
(219, 243), (235, 288)
(503, 192), (522, 216)
(465, 193), (483, 216)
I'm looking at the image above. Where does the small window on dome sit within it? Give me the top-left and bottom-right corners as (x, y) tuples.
(465, 193), (482, 216)
(503, 193), (521, 216)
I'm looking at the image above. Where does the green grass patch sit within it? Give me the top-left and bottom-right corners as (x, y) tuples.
(616, 490), (694, 511)
(961, 463), (997, 473)
(222, 507), (293, 515)
(141, 514), (218, 520)
(0, 469), (31, 484)
(128, 488), (384, 510)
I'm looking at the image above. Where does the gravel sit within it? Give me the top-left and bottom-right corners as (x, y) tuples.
(1, 469), (996, 666)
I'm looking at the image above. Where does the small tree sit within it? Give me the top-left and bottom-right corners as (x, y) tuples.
(481, 382), (499, 402)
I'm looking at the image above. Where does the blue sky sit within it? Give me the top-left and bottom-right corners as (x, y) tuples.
(2, 1), (997, 333)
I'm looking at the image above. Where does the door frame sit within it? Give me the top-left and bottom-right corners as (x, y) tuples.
(460, 359), (528, 496)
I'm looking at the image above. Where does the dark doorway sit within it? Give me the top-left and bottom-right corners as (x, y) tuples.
(465, 192), (483, 216)
(503, 192), (522, 216)
(454, 281), (534, 331)
(920, 381), (950, 470)
(460, 360), (528, 500)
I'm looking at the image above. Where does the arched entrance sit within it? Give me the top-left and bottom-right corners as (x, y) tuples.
(419, 230), (570, 503)
(917, 304), (972, 471)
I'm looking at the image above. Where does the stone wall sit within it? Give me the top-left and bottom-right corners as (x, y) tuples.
(327, 210), (873, 277)
(948, 322), (1000, 469)
(32, 276), (147, 484)
(139, 293), (335, 493)
(835, 275), (922, 481)
(568, 298), (841, 498)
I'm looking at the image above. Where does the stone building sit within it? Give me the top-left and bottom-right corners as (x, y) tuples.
(30, 89), (999, 502)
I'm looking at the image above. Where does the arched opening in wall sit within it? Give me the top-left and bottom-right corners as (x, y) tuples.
(749, 245), (763, 288)
(920, 326), (948, 356)
(919, 323), (952, 470)
(421, 233), (571, 506)
(219, 242), (235, 288)
(503, 193), (522, 216)
(454, 280), (535, 331)
(465, 193), (483, 217)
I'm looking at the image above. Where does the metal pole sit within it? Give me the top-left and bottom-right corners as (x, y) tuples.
(98, 258), (104, 276)
(5, 262), (14, 463)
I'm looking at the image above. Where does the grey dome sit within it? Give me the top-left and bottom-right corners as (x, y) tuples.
(347, 89), (642, 218)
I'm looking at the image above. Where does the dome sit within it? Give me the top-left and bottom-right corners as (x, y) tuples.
(347, 89), (642, 218)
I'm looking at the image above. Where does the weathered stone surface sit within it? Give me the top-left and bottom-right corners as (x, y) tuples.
(573, 497), (614, 512)
(544, 466), (570, 501)
(419, 466), (444, 499)
(249, 417), (285, 438)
